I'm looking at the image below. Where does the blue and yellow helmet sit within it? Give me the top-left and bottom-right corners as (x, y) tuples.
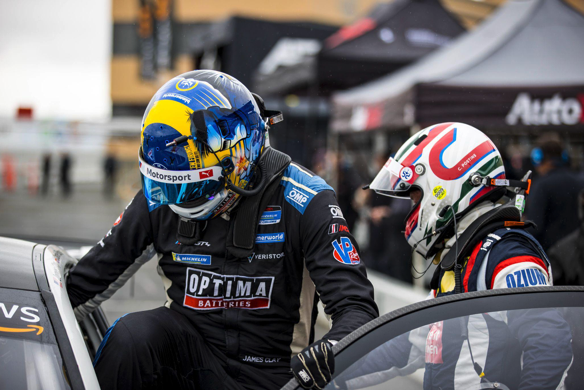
(139, 70), (267, 220)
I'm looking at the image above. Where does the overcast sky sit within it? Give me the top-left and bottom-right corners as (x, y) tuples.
(0, 0), (111, 121)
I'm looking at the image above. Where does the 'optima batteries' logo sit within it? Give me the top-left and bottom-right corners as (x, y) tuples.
(183, 269), (274, 310)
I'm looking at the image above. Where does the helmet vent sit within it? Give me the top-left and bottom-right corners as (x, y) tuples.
(414, 134), (427, 146)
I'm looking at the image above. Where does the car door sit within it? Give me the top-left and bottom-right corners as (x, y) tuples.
(281, 286), (584, 390)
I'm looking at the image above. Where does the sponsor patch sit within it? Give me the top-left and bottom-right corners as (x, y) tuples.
(298, 370), (311, 383)
(176, 79), (198, 91)
(480, 238), (494, 252)
(113, 212), (124, 226)
(433, 186), (446, 200)
(331, 237), (360, 265)
(282, 177), (320, 214)
(199, 169), (213, 179)
(425, 321), (444, 364)
(259, 206), (282, 225)
(256, 232), (285, 244)
(329, 205), (345, 219)
(184, 269), (274, 310)
(162, 92), (191, 104)
(399, 166), (414, 182)
(175, 241), (211, 247)
(172, 253), (211, 265)
(286, 188), (309, 207)
(328, 224), (350, 235)
(505, 268), (548, 288)
(248, 252), (285, 263)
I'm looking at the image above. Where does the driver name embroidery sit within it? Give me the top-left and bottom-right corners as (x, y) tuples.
(426, 321), (444, 364)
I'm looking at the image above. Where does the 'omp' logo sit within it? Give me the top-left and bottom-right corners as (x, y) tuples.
(176, 79), (198, 91)
(329, 205), (345, 219)
(184, 269), (274, 310)
(256, 233), (285, 244)
(286, 188), (309, 207)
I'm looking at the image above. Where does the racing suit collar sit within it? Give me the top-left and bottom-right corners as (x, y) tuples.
(433, 201), (499, 264)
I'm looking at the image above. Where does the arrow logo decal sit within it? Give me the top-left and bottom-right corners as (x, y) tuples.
(0, 325), (44, 335)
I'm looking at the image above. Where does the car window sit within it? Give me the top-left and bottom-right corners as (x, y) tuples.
(0, 288), (71, 390)
(329, 306), (583, 390)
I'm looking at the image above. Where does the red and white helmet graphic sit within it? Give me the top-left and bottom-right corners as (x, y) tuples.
(370, 123), (505, 258)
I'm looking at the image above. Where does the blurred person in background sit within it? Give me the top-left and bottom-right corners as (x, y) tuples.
(103, 151), (118, 199)
(501, 144), (525, 181)
(348, 122), (572, 390)
(59, 152), (72, 198)
(548, 190), (584, 285)
(526, 132), (584, 250)
(41, 153), (51, 196)
(546, 193), (584, 389)
(1, 154), (17, 192)
(66, 70), (378, 390)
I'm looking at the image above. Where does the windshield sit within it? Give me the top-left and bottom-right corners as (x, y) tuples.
(0, 288), (71, 390)
(329, 306), (583, 390)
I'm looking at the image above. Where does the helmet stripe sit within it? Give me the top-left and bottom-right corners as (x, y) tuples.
(401, 123), (453, 167)
(143, 100), (193, 138)
(428, 127), (496, 181)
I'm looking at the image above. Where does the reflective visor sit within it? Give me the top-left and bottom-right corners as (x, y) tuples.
(369, 157), (418, 198)
(139, 153), (224, 205)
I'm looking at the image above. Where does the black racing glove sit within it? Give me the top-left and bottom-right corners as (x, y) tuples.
(291, 340), (335, 389)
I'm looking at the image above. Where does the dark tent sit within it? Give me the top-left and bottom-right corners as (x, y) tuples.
(190, 16), (337, 89)
(332, 0), (584, 133)
(254, 0), (465, 96)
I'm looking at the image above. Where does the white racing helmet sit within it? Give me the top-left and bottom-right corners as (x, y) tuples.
(370, 123), (506, 258)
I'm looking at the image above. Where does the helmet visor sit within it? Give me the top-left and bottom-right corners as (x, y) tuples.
(139, 152), (224, 205)
(369, 157), (418, 198)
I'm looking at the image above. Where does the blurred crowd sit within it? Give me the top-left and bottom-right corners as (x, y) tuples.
(1, 151), (119, 201)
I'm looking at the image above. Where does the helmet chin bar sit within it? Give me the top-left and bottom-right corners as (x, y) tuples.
(169, 189), (230, 220)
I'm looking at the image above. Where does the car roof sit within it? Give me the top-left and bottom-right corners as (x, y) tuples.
(0, 236), (43, 291)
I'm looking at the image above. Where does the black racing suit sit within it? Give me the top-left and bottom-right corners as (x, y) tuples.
(67, 162), (379, 389)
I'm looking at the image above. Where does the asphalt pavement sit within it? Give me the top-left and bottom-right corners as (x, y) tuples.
(0, 183), (166, 322)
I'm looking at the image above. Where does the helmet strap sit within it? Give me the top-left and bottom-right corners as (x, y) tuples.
(226, 148), (291, 258)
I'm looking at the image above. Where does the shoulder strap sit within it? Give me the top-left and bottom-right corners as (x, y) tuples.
(441, 203), (525, 271)
(226, 148), (291, 258)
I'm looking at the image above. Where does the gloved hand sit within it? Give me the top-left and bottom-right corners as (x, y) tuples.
(291, 339), (335, 389)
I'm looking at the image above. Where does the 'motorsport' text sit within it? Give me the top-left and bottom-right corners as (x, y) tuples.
(184, 269), (274, 310)
(146, 167), (192, 183)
